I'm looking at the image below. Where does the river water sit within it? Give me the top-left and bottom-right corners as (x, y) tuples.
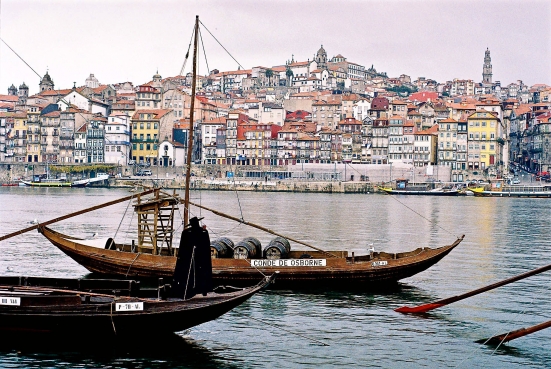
(0, 187), (550, 368)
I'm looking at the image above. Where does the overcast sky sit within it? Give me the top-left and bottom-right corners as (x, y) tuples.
(0, 0), (549, 96)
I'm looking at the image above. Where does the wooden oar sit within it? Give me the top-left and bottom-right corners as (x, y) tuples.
(395, 262), (551, 313)
(188, 201), (340, 258)
(0, 189), (155, 242)
(477, 319), (551, 344)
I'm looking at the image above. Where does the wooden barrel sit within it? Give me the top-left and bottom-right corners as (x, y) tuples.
(233, 237), (261, 259)
(210, 237), (234, 258)
(263, 237), (291, 259)
(242, 237), (262, 257)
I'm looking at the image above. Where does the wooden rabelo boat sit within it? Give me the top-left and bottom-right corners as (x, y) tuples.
(40, 224), (462, 289)
(33, 187), (464, 289)
(0, 217), (273, 336)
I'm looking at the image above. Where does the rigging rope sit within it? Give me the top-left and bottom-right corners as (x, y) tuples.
(383, 191), (461, 239)
(113, 192), (135, 241)
(198, 20), (245, 70)
(183, 245), (196, 300)
(0, 37), (42, 78)
(195, 21), (246, 223)
(199, 27), (210, 78)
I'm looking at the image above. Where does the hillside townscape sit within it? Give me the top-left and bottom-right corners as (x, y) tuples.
(1, 45), (550, 183)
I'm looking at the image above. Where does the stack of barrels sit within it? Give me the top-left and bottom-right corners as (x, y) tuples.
(210, 236), (291, 260)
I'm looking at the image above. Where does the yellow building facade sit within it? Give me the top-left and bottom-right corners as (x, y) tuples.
(467, 111), (500, 170)
(131, 109), (172, 165)
(13, 112), (27, 162)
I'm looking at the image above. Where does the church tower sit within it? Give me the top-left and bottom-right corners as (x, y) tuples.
(8, 84), (17, 96)
(39, 71), (55, 92)
(482, 48), (492, 85)
(17, 82), (28, 106)
(315, 45), (327, 70)
(152, 70), (163, 89)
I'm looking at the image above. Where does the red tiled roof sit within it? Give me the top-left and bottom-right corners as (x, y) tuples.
(39, 89), (72, 96)
(0, 95), (18, 102)
(42, 111), (60, 118)
(416, 125), (438, 135)
(131, 109), (172, 119)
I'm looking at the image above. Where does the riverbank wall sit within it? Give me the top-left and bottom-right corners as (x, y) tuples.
(111, 178), (375, 193)
(0, 162), (454, 193)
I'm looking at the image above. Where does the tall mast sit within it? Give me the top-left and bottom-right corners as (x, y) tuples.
(184, 15), (199, 226)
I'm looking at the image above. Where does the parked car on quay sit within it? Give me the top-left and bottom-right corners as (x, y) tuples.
(136, 170), (152, 176)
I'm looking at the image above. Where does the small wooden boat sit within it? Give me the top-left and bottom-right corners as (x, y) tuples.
(0, 217), (273, 336)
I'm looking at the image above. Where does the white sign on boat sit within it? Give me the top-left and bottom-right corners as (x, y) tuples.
(251, 259), (327, 267)
(372, 261), (388, 267)
(116, 302), (144, 311)
(0, 296), (21, 306)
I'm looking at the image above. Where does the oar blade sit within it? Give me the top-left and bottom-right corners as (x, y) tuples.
(477, 319), (551, 345)
(476, 330), (522, 345)
(395, 303), (445, 314)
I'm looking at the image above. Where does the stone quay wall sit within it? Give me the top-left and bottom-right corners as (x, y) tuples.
(0, 162), (453, 194)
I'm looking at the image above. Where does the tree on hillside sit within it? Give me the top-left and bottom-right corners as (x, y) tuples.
(265, 68), (274, 86)
(285, 67), (294, 86)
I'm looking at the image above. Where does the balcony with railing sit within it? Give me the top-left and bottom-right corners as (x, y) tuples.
(106, 140), (130, 146)
(132, 138), (157, 143)
(14, 139), (27, 147)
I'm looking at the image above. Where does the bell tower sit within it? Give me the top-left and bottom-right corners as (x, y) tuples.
(315, 45), (327, 70)
(482, 48), (492, 85)
(39, 71), (55, 92)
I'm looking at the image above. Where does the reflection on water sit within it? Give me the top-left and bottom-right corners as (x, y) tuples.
(0, 332), (240, 369)
(1, 187), (551, 368)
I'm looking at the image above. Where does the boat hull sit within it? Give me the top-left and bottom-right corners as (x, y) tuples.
(20, 180), (88, 188)
(470, 186), (551, 198)
(0, 276), (271, 336)
(40, 226), (464, 289)
(381, 188), (460, 196)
